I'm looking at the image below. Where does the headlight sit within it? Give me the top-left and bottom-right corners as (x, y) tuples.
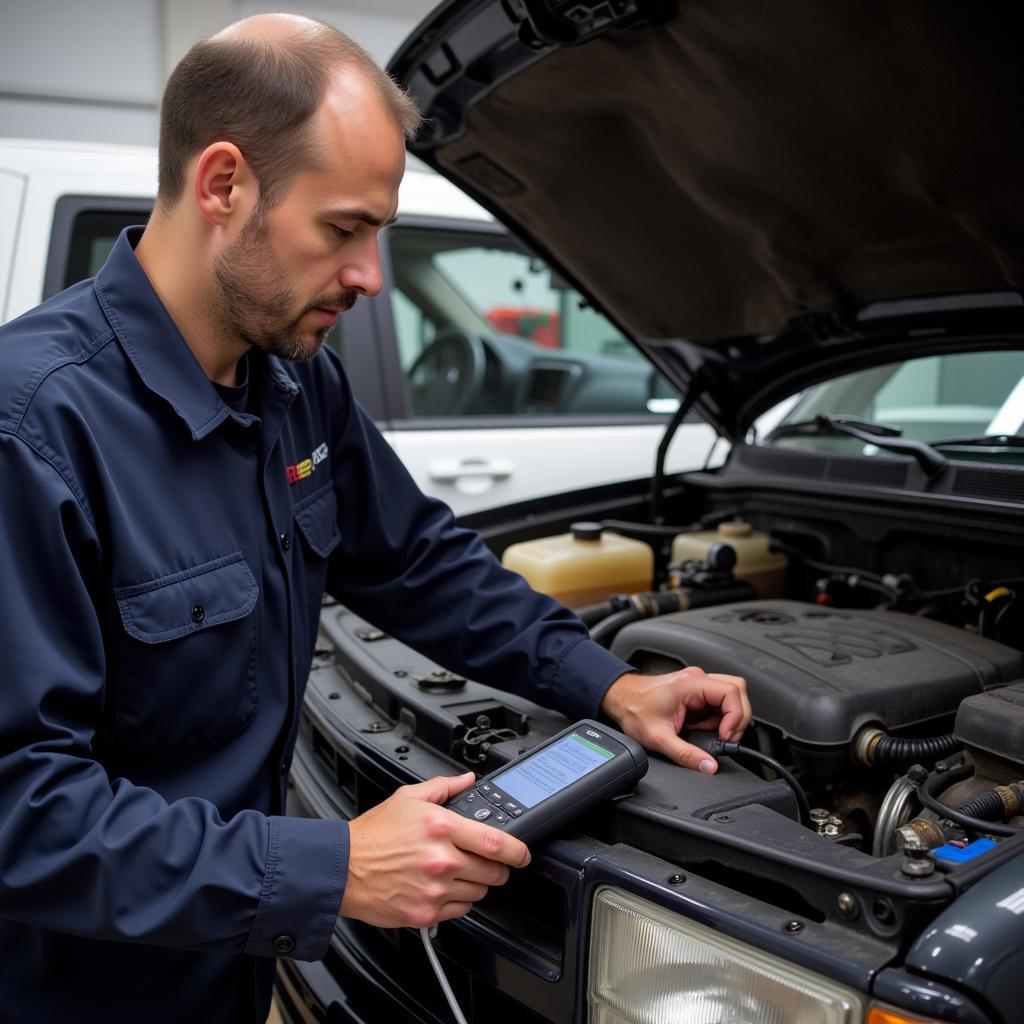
(588, 888), (865, 1024)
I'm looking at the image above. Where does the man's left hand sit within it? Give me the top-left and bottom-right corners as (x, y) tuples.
(600, 667), (751, 773)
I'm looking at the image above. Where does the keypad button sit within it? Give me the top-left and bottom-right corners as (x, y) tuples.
(511, 808), (523, 818)
(488, 791), (503, 804)
(480, 783), (492, 793)
(504, 802), (518, 812)
(473, 807), (492, 821)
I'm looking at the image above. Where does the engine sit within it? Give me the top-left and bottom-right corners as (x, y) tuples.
(609, 599), (1024, 856)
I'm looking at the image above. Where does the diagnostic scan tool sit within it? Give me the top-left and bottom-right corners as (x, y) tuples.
(446, 719), (648, 844)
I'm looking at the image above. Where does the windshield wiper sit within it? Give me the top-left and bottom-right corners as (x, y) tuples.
(766, 414), (948, 479)
(930, 433), (1024, 450)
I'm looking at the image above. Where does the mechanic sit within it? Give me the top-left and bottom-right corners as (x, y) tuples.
(0, 13), (751, 1023)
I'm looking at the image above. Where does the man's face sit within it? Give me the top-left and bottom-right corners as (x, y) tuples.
(211, 71), (406, 361)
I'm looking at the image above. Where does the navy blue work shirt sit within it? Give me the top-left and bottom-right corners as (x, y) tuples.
(0, 228), (634, 1022)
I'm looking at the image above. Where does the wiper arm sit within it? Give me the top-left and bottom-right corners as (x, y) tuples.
(931, 433), (1024, 450)
(766, 414), (948, 479)
(766, 413), (904, 441)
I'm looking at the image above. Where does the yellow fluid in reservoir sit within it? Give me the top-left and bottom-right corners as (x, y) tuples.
(672, 521), (787, 597)
(501, 523), (653, 608)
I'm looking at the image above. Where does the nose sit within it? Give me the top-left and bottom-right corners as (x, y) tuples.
(337, 232), (383, 298)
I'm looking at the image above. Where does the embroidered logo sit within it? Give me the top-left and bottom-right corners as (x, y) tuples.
(286, 442), (329, 484)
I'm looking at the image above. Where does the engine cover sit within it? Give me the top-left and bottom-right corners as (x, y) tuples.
(610, 600), (1023, 747)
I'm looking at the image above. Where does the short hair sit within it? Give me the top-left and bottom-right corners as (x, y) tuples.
(157, 20), (421, 210)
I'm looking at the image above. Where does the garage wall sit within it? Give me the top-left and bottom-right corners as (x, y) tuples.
(0, 0), (433, 147)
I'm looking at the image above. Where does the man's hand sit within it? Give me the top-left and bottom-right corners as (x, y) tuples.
(600, 667), (751, 773)
(340, 772), (531, 929)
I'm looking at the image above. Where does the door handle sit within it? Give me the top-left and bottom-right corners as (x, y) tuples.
(428, 457), (513, 484)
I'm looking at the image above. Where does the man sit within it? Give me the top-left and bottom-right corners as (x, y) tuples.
(0, 14), (750, 1022)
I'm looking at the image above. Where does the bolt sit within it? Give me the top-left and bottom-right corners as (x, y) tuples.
(809, 808), (830, 835)
(837, 893), (858, 918)
(328, 692), (340, 700)
(667, 873), (686, 885)
(907, 764), (929, 784)
(715, 814), (734, 824)
(475, 715), (492, 729)
(823, 822), (842, 838)
(901, 846), (935, 878)
(395, 746), (409, 754)
(784, 920), (804, 933)
(367, 722), (386, 733)
(393, 670), (407, 678)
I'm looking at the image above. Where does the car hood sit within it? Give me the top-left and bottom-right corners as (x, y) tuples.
(389, 0), (1024, 439)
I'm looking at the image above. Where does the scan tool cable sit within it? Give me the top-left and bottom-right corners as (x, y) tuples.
(421, 926), (469, 1024)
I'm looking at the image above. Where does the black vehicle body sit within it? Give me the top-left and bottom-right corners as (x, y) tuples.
(277, 2), (1024, 1022)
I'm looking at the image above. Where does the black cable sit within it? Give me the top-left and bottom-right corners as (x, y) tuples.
(768, 540), (886, 583)
(915, 764), (1023, 837)
(708, 741), (811, 828)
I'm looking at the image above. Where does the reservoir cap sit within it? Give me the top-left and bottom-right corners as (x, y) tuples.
(571, 522), (603, 542)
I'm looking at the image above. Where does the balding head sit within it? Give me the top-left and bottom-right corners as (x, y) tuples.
(156, 13), (420, 212)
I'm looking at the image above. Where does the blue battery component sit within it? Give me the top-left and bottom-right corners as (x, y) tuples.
(933, 838), (998, 864)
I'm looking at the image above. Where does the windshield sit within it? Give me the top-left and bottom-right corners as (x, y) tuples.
(772, 350), (1024, 463)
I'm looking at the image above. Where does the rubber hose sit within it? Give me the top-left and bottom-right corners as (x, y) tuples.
(958, 790), (1008, 822)
(915, 765), (1023, 837)
(589, 607), (643, 647)
(576, 601), (616, 627)
(873, 733), (962, 769)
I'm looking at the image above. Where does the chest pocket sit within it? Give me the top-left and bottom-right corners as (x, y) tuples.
(293, 485), (341, 631)
(113, 552), (259, 757)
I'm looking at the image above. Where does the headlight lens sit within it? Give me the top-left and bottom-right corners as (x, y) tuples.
(588, 888), (864, 1024)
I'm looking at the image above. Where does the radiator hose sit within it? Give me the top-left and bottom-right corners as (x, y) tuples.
(852, 726), (962, 769)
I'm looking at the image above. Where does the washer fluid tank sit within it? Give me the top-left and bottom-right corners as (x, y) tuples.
(501, 522), (653, 608)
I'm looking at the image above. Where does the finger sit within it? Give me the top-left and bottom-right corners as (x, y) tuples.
(399, 772), (476, 805)
(651, 727), (719, 774)
(688, 679), (749, 744)
(450, 819), (532, 868)
(706, 674), (752, 739)
(452, 852), (511, 887)
(435, 901), (474, 923)
(444, 880), (490, 904)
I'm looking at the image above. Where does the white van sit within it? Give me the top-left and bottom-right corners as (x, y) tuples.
(0, 138), (714, 516)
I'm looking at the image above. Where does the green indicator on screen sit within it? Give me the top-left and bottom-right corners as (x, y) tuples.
(572, 734), (615, 759)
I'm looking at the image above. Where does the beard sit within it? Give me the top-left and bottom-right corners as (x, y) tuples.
(211, 208), (358, 362)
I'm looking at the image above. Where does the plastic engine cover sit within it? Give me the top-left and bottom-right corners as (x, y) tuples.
(610, 600), (1024, 747)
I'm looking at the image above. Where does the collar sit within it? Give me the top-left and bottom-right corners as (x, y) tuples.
(94, 227), (299, 440)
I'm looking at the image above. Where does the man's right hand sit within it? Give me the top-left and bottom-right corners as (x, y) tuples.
(339, 772), (531, 929)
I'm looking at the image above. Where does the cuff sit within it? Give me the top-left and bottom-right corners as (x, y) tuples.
(245, 815), (349, 961)
(549, 636), (635, 721)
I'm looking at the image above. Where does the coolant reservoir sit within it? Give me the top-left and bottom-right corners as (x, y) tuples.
(501, 522), (653, 608)
(671, 521), (787, 597)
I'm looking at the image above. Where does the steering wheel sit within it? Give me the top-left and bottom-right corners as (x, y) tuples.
(407, 328), (487, 416)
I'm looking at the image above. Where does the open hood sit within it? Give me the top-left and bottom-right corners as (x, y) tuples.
(389, 0), (1024, 438)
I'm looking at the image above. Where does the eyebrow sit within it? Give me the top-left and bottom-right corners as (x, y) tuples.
(326, 208), (399, 228)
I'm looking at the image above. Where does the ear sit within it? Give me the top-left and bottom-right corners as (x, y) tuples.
(192, 142), (256, 227)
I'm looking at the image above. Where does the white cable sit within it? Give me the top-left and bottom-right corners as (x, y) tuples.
(420, 925), (470, 1024)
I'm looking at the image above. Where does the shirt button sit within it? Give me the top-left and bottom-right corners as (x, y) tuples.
(279, 761), (290, 776)
(280, 532), (291, 551)
(191, 605), (205, 623)
(273, 934), (295, 955)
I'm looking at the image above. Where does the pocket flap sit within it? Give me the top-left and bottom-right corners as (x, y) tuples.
(294, 486), (341, 558)
(114, 552), (258, 644)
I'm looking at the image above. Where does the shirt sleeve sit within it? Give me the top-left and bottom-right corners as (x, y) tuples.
(323, 375), (636, 722)
(0, 431), (340, 960)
